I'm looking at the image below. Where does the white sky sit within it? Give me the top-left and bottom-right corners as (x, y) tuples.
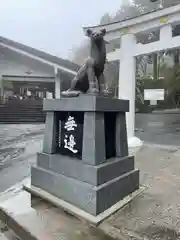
(0, 0), (123, 59)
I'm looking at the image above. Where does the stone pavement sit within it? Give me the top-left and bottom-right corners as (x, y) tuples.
(0, 124), (44, 193)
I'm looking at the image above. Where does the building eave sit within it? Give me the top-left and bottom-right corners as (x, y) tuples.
(0, 36), (79, 76)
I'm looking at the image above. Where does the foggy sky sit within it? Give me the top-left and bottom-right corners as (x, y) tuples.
(0, 0), (122, 59)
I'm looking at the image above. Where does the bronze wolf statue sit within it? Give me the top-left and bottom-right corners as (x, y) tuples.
(61, 28), (106, 97)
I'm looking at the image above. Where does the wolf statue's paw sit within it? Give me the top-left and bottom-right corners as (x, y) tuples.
(61, 90), (81, 98)
(87, 88), (99, 95)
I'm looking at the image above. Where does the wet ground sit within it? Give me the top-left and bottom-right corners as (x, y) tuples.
(0, 124), (44, 192)
(136, 113), (180, 146)
(0, 144), (180, 239)
(0, 113), (180, 193)
(0, 114), (180, 239)
(103, 144), (180, 240)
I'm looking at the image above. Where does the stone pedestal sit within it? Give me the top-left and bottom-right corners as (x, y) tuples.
(31, 95), (139, 216)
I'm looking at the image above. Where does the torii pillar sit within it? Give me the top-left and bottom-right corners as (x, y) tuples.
(119, 33), (143, 148)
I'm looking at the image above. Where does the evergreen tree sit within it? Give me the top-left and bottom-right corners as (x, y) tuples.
(100, 13), (112, 25)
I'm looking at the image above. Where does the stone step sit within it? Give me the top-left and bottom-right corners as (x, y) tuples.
(0, 186), (114, 240)
(0, 100), (44, 123)
(0, 114), (44, 118)
(0, 115), (44, 119)
(0, 107), (45, 123)
(0, 110), (44, 113)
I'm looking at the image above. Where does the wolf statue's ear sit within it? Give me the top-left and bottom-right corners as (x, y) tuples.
(100, 28), (106, 36)
(86, 29), (93, 37)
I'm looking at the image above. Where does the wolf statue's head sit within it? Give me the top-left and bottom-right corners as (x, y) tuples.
(86, 28), (106, 46)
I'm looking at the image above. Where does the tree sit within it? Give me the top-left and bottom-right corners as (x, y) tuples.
(132, 0), (161, 13)
(100, 13), (112, 25)
(161, 0), (180, 8)
(111, 3), (141, 22)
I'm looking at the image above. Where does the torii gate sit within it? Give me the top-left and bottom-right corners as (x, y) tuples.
(83, 4), (180, 148)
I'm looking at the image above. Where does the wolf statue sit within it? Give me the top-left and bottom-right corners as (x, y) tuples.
(61, 28), (107, 97)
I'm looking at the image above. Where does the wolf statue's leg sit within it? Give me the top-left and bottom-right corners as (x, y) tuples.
(86, 58), (99, 93)
(69, 57), (96, 91)
(97, 73), (106, 93)
(87, 68), (99, 93)
(62, 57), (98, 97)
(69, 62), (87, 90)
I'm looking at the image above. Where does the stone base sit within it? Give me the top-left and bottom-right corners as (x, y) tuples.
(32, 96), (140, 218)
(24, 183), (145, 225)
(128, 136), (143, 148)
(31, 153), (139, 216)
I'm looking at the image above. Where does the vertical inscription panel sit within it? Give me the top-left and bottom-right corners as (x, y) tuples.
(56, 112), (84, 159)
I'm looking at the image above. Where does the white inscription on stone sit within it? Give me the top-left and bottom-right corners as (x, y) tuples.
(64, 116), (77, 131)
(64, 134), (78, 153)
